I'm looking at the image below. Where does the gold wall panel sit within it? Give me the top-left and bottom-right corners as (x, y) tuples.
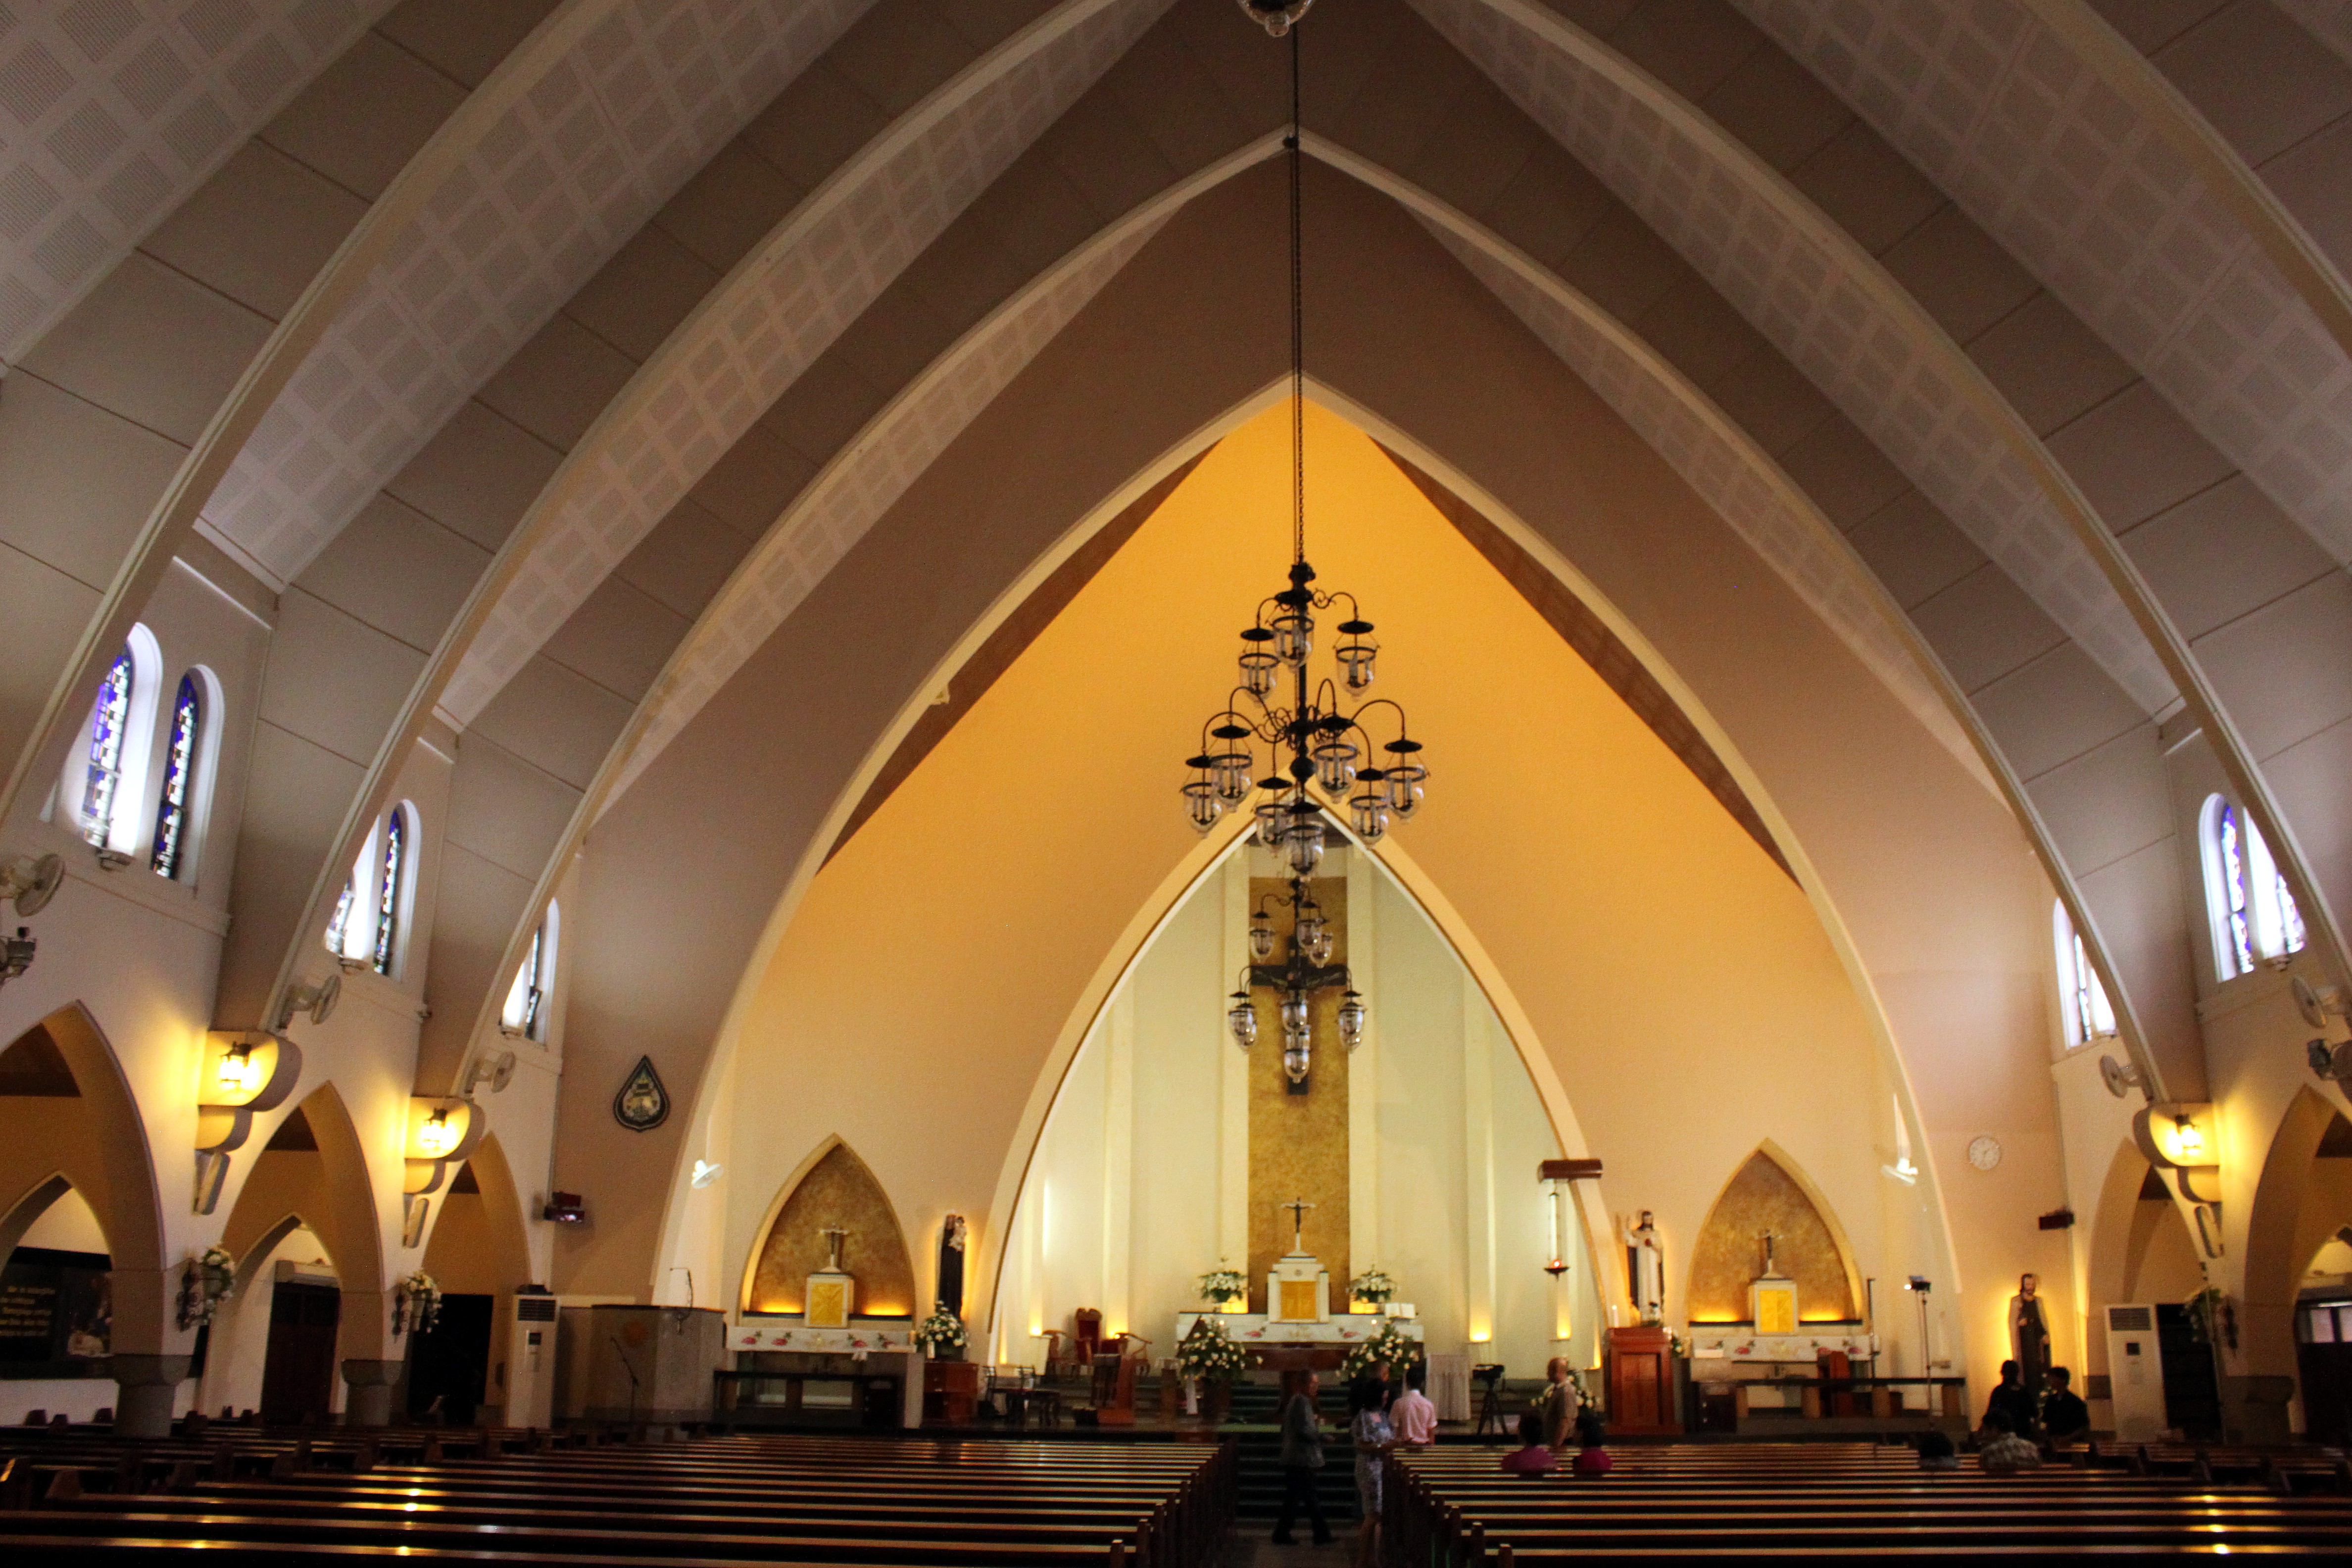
(1685, 1148), (1858, 1323)
(1247, 874), (1349, 1314)
(746, 1140), (917, 1316)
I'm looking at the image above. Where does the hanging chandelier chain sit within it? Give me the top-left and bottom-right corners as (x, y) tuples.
(1289, 20), (1304, 566)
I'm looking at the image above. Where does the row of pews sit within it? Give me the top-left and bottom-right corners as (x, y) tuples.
(0, 1422), (1235, 1564)
(1396, 1438), (2352, 1561)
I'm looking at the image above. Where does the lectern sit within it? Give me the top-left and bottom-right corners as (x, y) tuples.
(1604, 1324), (1681, 1434)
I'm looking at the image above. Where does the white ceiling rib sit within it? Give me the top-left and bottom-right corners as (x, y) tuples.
(438, 0), (1176, 726)
(1416, 0), (2174, 714)
(601, 206), (1172, 804)
(1404, 208), (1984, 785)
(198, 0), (877, 583)
(1737, 0), (2352, 570)
(0, 0), (390, 365)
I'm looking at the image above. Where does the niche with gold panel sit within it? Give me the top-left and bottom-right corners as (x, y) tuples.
(1685, 1144), (1862, 1324)
(741, 1137), (917, 1318)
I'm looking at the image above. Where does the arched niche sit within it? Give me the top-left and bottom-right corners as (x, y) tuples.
(1685, 1143), (1862, 1324)
(741, 1137), (916, 1318)
(2084, 1140), (2204, 1317)
(424, 1134), (533, 1299)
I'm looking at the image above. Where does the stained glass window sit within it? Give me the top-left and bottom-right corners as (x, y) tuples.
(502, 926), (543, 1037)
(2279, 873), (2308, 956)
(2218, 801), (2255, 977)
(79, 648), (133, 848)
(325, 880), (356, 957)
(149, 674), (202, 879)
(372, 810), (405, 975)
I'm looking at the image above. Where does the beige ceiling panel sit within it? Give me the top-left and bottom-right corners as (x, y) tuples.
(260, 30), (470, 201)
(1695, 37), (1848, 173)
(1398, 84), (1553, 224)
(418, 840), (534, 1049)
(1606, 0), (1767, 103)
(2020, 720), (2175, 878)
(2078, 833), (2202, 1062)
(826, 1), (1005, 113)
(971, 150), (1124, 275)
(1876, 206), (2042, 349)
(1783, 120), (1944, 256)
(259, 590), (431, 766)
(1908, 566), (2069, 695)
(2263, 716), (2352, 915)
(1701, 343), (1833, 454)
(656, 143), (810, 275)
(2259, 115), (2352, 270)
(467, 655), (635, 792)
(1972, 640), (2151, 784)
(0, 550), (101, 765)
(17, 252), (271, 446)
(1844, 491), (1989, 612)
(384, 402), (563, 554)
(1037, 85), (1184, 223)
(758, 353), (891, 470)
(2190, 573), (2352, 760)
(376, 0), (564, 90)
(1098, 25), (1255, 174)
(2150, 1), (2352, 166)
(473, 314), (641, 454)
(1554, 203), (1684, 322)
(1631, 277), (1771, 390)
(1476, 137), (1616, 272)
(140, 142), (370, 322)
(0, 374), (189, 589)
(739, 62), (890, 188)
(564, 226), (725, 364)
(2043, 382), (2238, 533)
(537, 578), (690, 704)
(613, 501), (756, 620)
(1772, 414), (1911, 531)
(2119, 474), (2336, 641)
(0, 0), (384, 362)
(2091, 1), (2235, 54)
(445, 733), (584, 883)
(1963, 294), (2138, 440)
(218, 722), (369, 1020)
(828, 288), (960, 406)
(294, 492), (490, 653)
(684, 426), (819, 539)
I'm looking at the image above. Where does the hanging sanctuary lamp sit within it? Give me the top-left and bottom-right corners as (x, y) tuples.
(1187, 0), (1431, 1090)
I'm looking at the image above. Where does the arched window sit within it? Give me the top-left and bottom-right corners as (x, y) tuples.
(501, 902), (558, 1041)
(2201, 794), (2307, 980)
(64, 624), (160, 856)
(372, 809), (405, 975)
(322, 803), (418, 978)
(2052, 901), (2116, 1047)
(149, 673), (204, 879)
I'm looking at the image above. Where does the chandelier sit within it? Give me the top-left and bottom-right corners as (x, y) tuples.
(1184, 7), (1431, 1088)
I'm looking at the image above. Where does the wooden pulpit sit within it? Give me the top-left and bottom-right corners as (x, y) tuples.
(1605, 1325), (1681, 1435)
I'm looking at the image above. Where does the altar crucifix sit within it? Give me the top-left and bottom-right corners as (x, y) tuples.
(1283, 1195), (1315, 1256)
(1751, 1227), (1799, 1335)
(807, 1225), (855, 1328)
(1269, 1197), (1330, 1323)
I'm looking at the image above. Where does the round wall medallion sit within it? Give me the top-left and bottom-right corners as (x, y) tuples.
(1967, 1135), (2003, 1172)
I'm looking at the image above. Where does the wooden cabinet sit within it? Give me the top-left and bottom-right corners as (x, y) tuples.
(923, 1359), (981, 1425)
(1605, 1325), (1681, 1435)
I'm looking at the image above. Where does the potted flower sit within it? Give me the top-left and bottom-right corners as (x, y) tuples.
(1176, 1317), (1249, 1422)
(1349, 1266), (1396, 1310)
(177, 1246), (237, 1329)
(1339, 1321), (1422, 1382)
(392, 1271), (441, 1336)
(914, 1304), (967, 1360)
(1197, 1266), (1246, 1311)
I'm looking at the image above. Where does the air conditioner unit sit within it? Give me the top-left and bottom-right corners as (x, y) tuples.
(2104, 1304), (2166, 1442)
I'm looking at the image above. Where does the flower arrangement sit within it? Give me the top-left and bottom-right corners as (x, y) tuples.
(913, 1304), (967, 1358)
(1176, 1317), (1250, 1384)
(177, 1246), (237, 1329)
(1339, 1320), (1423, 1380)
(1197, 1266), (1246, 1308)
(1349, 1266), (1396, 1305)
(392, 1271), (442, 1336)
(2185, 1285), (2237, 1350)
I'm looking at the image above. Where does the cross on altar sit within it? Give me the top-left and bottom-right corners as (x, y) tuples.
(1283, 1196), (1315, 1255)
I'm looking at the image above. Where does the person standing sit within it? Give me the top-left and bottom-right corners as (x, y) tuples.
(1390, 1364), (1438, 1447)
(1272, 1372), (1335, 1547)
(1351, 1383), (1396, 1568)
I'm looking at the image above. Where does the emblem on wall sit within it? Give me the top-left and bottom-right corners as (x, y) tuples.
(613, 1055), (670, 1131)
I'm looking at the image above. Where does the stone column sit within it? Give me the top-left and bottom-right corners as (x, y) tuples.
(110, 1353), (191, 1438)
(341, 1359), (403, 1426)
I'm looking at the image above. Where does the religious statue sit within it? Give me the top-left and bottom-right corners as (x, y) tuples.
(1624, 1211), (1665, 1325)
(2009, 1272), (2051, 1391)
(936, 1214), (968, 1319)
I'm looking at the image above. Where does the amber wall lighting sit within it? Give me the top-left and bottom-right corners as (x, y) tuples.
(193, 1030), (303, 1215)
(2133, 1100), (2219, 1202)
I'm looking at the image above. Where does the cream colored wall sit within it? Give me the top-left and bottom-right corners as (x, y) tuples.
(196, 1224), (338, 1422)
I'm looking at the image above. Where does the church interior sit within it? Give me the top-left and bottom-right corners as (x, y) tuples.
(7, 0), (2352, 1558)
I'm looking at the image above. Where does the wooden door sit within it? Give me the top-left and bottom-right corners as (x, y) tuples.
(260, 1282), (340, 1423)
(406, 1293), (494, 1423)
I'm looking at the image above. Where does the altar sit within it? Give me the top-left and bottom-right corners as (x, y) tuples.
(1174, 1311), (1423, 1349)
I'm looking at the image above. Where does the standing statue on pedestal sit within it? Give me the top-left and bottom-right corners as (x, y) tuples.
(1623, 1211), (1665, 1325)
(2008, 1273), (2051, 1393)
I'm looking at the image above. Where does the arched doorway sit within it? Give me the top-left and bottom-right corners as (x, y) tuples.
(415, 1135), (536, 1426)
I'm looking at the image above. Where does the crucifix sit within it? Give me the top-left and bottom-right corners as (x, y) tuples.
(1758, 1229), (1778, 1277)
(819, 1225), (849, 1273)
(1283, 1195), (1315, 1255)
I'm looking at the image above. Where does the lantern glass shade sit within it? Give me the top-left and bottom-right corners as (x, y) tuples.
(1182, 779), (1223, 834)
(1248, 911), (1275, 961)
(1273, 609), (1313, 667)
(1383, 761), (1427, 819)
(1337, 989), (1366, 1049)
(1228, 993), (1259, 1049)
(1348, 787), (1388, 842)
(416, 1109), (459, 1158)
(1239, 648), (1280, 697)
(1283, 1045), (1310, 1083)
(1254, 795), (1292, 844)
(1303, 922), (1334, 967)
(1338, 637), (1377, 694)
(1212, 750), (1254, 803)
(217, 1044), (259, 1097)
(1311, 736), (1358, 792)
(1284, 817), (1325, 876)
(1280, 989), (1310, 1033)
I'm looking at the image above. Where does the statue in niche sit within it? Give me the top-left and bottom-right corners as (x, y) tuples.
(807, 1225), (855, 1328)
(2009, 1273), (2051, 1392)
(936, 1214), (968, 1318)
(1624, 1211), (1665, 1325)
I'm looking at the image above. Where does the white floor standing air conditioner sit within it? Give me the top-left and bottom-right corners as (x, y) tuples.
(2104, 1303), (2167, 1442)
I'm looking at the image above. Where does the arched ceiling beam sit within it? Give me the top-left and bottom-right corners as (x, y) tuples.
(1417, 0), (2352, 1013)
(0, 0), (391, 363)
(1738, 0), (2352, 575)
(436, 0), (1176, 725)
(200, 0), (878, 586)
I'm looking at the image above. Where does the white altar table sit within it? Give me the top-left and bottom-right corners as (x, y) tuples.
(1174, 1312), (1423, 1347)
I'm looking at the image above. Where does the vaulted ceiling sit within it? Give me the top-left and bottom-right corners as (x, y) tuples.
(6, 0), (2352, 1137)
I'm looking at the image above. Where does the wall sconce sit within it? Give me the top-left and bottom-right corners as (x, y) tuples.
(2133, 1100), (2219, 1202)
(193, 1031), (304, 1215)
(405, 1096), (486, 1207)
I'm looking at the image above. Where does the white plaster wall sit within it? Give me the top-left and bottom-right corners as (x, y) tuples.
(194, 1225), (337, 1420)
